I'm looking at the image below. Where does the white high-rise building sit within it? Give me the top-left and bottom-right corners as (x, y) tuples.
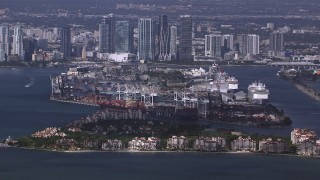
(12, 25), (24, 60)
(138, 18), (156, 61)
(170, 26), (177, 60)
(222, 34), (234, 51)
(247, 34), (260, 55)
(205, 34), (222, 58)
(238, 34), (260, 56)
(0, 24), (10, 61)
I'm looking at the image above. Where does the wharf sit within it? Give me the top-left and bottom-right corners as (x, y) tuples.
(50, 97), (100, 107)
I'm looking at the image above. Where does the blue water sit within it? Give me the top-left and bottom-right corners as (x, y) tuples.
(0, 67), (98, 139)
(0, 66), (320, 179)
(0, 148), (320, 180)
(222, 66), (320, 135)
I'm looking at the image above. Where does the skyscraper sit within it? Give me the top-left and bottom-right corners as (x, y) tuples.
(0, 24), (10, 61)
(170, 26), (177, 60)
(178, 15), (193, 61)
(205, 34), (222, 58)
(12, 25), (24, 60)
(115, 20), (133, 53)
(99, 14), (115, 53)
(23, 38), (37, 62)
(247, 34), (260, 55)
(269, 32), (284, 52)
(222, 34), (234, 52)
(238, 34), (260, 56)
(138, 18), (156, 61)
(237, 34), (247, 56)
(60, 27), (71, 59)
(158, 15), (170, 61)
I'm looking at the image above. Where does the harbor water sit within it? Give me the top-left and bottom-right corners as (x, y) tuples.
(0, 66), (320, 179)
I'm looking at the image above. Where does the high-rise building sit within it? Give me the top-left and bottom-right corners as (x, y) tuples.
(238, 34), (259, 56)
(115, 20), (133, 53)
(12, 25), (24, 60)
(138, 18), (156, 61)
(37, 38), (48, 51)
(222, 34), (234, 52)
(99, 14), (115, 53)
(247, 34), (260, 55)
(23, 38), (37, 62)
(0, 24), (10, 61)
(60, 27), (71, 59)
(178, 15), (193, 61)
(158, 15), (170, 61)
(170, 26), (177, 60)
(237, 34), (247, 56)
(205, 34), (222, 58)
(269, 32), (283, 52)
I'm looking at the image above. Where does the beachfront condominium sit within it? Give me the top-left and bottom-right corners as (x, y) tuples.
(178, 15), (193, 61)
(99, 14), (115, 53)
(138, 18), (156, 61)
(0, 24), (10, 61)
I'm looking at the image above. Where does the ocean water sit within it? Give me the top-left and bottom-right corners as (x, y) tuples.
(0, 66), (320, 179)
(0, 67), (98, 139)
(0, 148), (320, 180)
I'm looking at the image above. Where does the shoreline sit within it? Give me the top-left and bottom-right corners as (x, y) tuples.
(10, 146), (320, 159)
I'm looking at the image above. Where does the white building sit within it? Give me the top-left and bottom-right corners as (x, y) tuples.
(222, 34), (234, 51)
(194, 137), (226, 151)
(12, 25), (24, 60)
(296, 140), (318, 156)
(205, 34), (222, 59)
(98, 53), (136, 62)
(247, 34), (260, 55)
(259, 138), (288, 153)
(167, 136), (188, 150)
(231, 136), (256, 151)
(101, 139), (123, 150)
(128, 137), (160, 151)
(170, 26), (177, 60)
(291, 128), (317, 145)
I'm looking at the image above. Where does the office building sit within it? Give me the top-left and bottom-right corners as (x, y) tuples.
(138, 18), (156, 61)
(60, 27), (71, 59)
(178, 15), (193, 61)
(158, 15), (170, 61)
(170, 26), (177, 60)
(23, 38), (37, 62)
(115, 21), (133, 53)
(0, 24), (10, 61)
(37, 38), (48, 51)
(99, 14), (115, 53)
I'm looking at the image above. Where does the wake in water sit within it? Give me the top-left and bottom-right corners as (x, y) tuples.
(25, 77), (35, 88)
